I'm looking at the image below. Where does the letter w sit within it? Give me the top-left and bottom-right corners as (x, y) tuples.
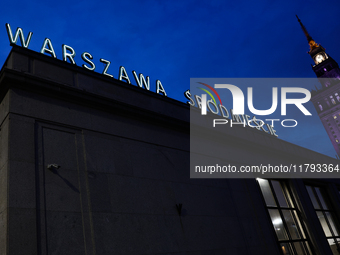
(5, 23), (33, 48)
(132, 71), (150, 90)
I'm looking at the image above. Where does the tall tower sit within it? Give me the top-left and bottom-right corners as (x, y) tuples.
(297, 15), (340, 156)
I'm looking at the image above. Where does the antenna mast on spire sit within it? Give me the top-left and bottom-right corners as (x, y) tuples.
(296, 15), (319, 52)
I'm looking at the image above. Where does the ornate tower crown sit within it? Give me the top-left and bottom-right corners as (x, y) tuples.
(296, 15), (337, 74)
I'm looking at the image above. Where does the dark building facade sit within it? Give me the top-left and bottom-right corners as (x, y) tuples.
(297, 16), (340, 157)
(1, 44), (340, 255)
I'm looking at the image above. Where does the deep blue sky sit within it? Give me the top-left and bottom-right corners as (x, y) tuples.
(1, 0), (340, 157)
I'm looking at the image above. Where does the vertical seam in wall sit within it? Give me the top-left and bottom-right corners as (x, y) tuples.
(81, 131), (97, 255)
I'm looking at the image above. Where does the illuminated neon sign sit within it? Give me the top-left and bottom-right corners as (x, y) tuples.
(5, 23), (167, 96)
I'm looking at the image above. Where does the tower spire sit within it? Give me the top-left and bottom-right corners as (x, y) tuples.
(296, 15), (319, 52)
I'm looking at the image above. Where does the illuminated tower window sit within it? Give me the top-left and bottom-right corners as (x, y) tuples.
(330, 96), (336, 105)
(335, 93), (340, 102)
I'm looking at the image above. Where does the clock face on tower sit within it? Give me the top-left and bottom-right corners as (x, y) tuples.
(314, 53), (326, 64)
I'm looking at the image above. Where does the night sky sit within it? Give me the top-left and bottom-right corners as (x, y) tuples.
(1, 0), (340, 157)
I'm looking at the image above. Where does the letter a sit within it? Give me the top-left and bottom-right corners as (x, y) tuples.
(156, 80), (167, 96)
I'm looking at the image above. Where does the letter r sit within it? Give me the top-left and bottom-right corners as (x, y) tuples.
(281, 87), (311, 116)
